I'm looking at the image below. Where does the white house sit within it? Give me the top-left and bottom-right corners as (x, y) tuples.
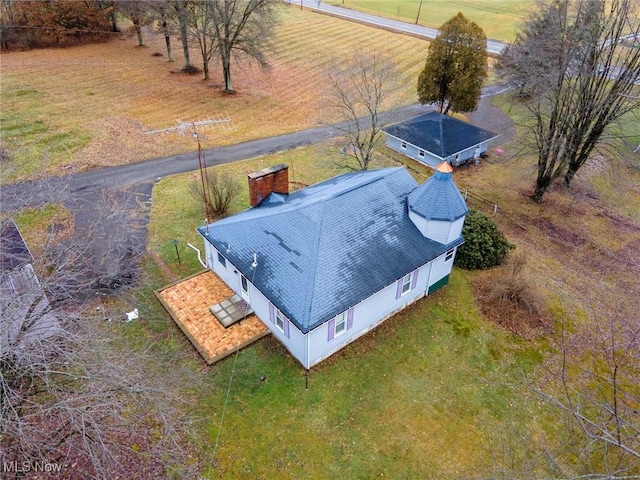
(383, 111), (499, 168)
(197, 162), (468, 369)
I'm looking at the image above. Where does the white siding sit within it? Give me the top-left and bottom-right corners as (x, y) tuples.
(448, 217), (465, 242)
(385, 137), (441, 168)
(205, 243), (240, 293)
(205, 242), (309, 366)
(409, 211), (465, 245)
(247, 288), (308, 367)
(305, 262), (433, 368)
(427, 249), (456, 289)
(203, 240), (456, 369)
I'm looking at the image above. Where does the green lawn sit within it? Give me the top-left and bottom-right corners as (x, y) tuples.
(0, 81), (92, 178)
(146, 143), (555, 479)
(326, 0), (531, 42)
(192, 272), (546, 479)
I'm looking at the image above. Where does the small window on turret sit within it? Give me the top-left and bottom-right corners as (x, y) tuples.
(445, 249), (454, 262)
(401, 141), (407, 150)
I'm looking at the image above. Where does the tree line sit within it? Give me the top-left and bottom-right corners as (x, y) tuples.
(0, 0), (280, 93)
(0, 0), (115, 49)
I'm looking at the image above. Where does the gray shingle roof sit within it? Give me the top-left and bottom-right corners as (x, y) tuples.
(408, 166), (468, 221)
(198, 167), (463, 333)
(383, 111), (499, 159)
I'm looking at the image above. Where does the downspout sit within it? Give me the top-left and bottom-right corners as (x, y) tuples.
(306, 328), (310, 370)
(187, 243), (207, 269)
(425, 259), (434, 296)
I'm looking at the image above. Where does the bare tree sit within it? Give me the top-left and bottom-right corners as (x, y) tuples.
(0, 184), (200, 478)
(207, 0), (279, 93)
(530, 309), (640, 477)
(153, 0), (174, 62)
(168, 0), (196, 72)
(327, 49), (402, 171)
(116, 0), (155, 47)
(498, 0), (640, 203)
(186, 0), (218, 80)
(189, 169), (241, 219)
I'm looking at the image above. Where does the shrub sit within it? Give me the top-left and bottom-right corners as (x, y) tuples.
(473, 251), (552, 338)
(455, 209), (513, 270)
(189, 170), (241, 220)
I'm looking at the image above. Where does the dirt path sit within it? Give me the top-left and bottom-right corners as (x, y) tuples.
(467, 95), (516, 145)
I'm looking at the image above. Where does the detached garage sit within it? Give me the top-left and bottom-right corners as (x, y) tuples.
(383, 111), (499, 168)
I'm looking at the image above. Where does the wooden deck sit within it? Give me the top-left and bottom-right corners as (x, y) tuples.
(156, 270), (269, 364)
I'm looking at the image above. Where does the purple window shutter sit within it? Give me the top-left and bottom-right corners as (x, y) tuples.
(395, 279), (403, 299)
(284, 318), (290, 338)
(347, 308), (354, 330)
(327, 319), (335, 341)
(269, 303), (275, 324)
(411, 269), (419, 289)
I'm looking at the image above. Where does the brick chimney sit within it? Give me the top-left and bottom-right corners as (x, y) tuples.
(247, 164), (289, 207)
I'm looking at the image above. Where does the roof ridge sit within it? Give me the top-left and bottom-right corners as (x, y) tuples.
(300, 200), (327, 327)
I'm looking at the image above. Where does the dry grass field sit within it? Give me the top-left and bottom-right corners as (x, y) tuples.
(1, 6), (428, 182)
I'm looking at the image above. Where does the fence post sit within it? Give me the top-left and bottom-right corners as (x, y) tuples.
(464, 188), (468, 200)
(494, 203), (498, 214)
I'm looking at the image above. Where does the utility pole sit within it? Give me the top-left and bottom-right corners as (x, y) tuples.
(415, 0), (423, 25)
(144, 115), (234, 232)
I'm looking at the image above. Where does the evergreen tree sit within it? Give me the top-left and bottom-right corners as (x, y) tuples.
(417, 12), (488, 115)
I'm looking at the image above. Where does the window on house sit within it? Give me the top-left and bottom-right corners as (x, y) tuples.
(402, 273), (412, 295)
(335, 312), (346, 336)
(275, 308), (285, 332)
(419, 150), (425, 157)
(445, 249), (454, 262)
(401, 141), (407, 150)
(217, 252), (226, 267)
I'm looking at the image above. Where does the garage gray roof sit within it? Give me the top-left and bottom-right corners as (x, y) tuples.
(198, 167), (463, 333)
(383, 111), (499, 159)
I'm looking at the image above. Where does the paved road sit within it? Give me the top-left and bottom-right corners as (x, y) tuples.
(293, 1), (508, 54)
(1, 103), (432, 209)
(0, 101), (433, 286)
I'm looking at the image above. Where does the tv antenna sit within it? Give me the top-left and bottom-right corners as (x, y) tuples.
(145, 115), (235, 231)
(194, 128), (214, 231)
(143, 113), (234, 136)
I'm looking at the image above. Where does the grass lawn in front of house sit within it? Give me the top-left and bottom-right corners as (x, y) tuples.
(145, 141), (557, 479)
